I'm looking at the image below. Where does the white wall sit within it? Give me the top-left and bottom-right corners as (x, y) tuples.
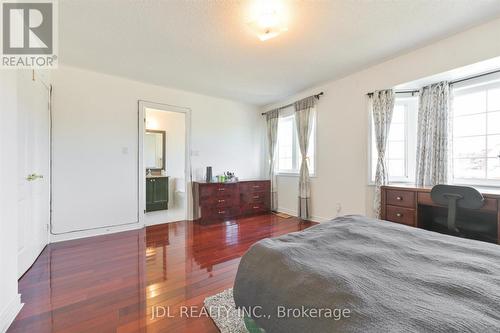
(0, 72), (22, 332)
(145, 109), (187, 225)
(50, 66), (262, 241)
(263, 17), (500, 221)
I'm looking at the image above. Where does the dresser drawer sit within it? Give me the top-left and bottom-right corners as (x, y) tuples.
(202, 197), (237, 208)
(385, 189), (415, 208)
(385, 205), (415, 226)
(241, 203), (269, 215)
(241, 192), (269, 204)
(200, 183), (238, 198)
(201, 206), (239, 220)
(239, 181), (270, 194)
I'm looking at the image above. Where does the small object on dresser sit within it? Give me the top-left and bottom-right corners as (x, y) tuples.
(225, 171), (236, 182)
(206, 166), (212, 183)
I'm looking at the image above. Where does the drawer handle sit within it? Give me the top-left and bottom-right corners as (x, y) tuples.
(253, 206), (259, 209)
(396, 213), (402, 217)
(218, 188), (225, 191)
(396, 196), (403, 201)
(252, 185), (261, 188)
(253, 195), (260, 199)
(218, 210), (226, 214)
(218, 199), (225, 203)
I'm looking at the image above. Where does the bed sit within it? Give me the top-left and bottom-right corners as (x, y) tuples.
(233, 215), (500, 333)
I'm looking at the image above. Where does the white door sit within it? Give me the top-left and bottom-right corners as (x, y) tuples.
(17, 71), (50, 277)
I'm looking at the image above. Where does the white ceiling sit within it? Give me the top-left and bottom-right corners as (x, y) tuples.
(59, 0), (500, 105)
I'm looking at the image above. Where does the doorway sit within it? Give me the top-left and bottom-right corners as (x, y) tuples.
(17, 70), (51, 277)
(139, 101), (191, 226)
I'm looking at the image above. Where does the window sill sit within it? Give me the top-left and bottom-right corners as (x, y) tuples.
(367, 181), (415, 187)
(277, 172), (317, 178)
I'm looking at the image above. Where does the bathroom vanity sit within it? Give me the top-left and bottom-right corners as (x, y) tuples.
(146, 175), (169, 212)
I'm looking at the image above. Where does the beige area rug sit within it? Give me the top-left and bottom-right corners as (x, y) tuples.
(204, 288), (248, 333)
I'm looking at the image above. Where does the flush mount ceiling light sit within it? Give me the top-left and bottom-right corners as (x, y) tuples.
(247, 0), (288, 41)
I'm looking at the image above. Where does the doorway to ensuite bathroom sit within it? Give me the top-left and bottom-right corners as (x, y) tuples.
(139, 101), (190, 226)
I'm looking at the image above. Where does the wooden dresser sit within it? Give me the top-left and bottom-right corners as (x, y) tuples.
(380, 185), (500, 244)
(193, 180), (270, 224)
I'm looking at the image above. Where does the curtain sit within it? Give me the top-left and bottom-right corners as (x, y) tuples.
(266, 109), (279, 211)
(372, 90), (395, 218)
(294, 96), (316, 220)
(416, 81), (449, 186)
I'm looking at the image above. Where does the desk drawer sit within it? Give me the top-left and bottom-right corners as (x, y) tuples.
(418, 192), (498, 213)
(385, 189), (415, 208)
(385, 205), (415, 226)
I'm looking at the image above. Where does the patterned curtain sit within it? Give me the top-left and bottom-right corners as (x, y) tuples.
(266, 109), (280, 211)
(416, 81), (449, 186)
(372, 90), (395, 218)
(294, 96), (316, 220)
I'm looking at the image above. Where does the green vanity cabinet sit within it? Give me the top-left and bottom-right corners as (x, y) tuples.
(146, 176), (169, 212)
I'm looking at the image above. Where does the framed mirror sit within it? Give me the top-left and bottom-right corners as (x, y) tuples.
(145, 130), (166, 171)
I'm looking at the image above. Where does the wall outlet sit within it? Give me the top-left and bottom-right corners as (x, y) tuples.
(336, 203), (342, 214)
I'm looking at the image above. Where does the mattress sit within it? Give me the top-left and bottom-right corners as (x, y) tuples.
(233, 215), (500, 333)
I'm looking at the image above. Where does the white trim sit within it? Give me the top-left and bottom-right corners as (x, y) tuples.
(277, 206), (331, 223)
(50, 222), (143, 243)
(0, 294), (23, 333)
(138, 101), (193, 226)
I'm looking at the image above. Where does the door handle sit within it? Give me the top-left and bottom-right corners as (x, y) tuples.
(26, 173), (44, 181)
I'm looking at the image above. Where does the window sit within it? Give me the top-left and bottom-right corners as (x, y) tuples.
(451, 79), (500, 185)
(369, 96), (417, 183)
(276, 110), (316, 175)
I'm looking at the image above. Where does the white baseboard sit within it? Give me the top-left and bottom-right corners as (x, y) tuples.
(277, 207), (332, 223)
(49, 222), (143, 243)
(277, 206), (298, 217)
(0, 294), (23, 333)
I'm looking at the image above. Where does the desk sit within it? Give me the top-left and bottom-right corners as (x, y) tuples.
(381, 185), (500, 244)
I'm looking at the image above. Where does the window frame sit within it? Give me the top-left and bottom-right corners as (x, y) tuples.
(276, 109), (317, 177)
(450, 75), (500, 187)
(368, 95), (418, 185)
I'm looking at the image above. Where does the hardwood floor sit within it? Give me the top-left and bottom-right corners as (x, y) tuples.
(8, 214), (316, 333)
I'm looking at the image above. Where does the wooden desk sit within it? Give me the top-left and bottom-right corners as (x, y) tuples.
(381, 185), (500, 244)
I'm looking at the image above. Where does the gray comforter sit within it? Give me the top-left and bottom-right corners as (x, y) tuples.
(233, 215), (500, 333)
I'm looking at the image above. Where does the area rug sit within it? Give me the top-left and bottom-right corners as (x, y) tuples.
(204, 288), (248, 333)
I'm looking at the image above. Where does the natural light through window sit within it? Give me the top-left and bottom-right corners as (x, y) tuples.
(452, 81), (500, 185)
(370, 96), (417, 183)
(276, 112), (316, 175)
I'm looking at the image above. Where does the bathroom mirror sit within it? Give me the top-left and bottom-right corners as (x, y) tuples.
(145, 130), (166, 171)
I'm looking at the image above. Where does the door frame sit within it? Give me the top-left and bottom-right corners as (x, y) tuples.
(138, 100), (192, 226)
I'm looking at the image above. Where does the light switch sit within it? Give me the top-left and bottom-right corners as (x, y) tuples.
(122, 147), (129, 154)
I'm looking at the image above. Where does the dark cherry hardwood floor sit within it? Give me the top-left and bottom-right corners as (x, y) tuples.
(8, 214), (315, 333)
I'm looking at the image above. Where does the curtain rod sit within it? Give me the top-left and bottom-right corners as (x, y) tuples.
(261, 92), (324, 116)
(366, 68), (500, 97)
(366, 90), (418, 97)
(449, 68), (500, 85)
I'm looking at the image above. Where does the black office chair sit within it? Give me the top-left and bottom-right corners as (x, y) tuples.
(430, 184), (495, 236)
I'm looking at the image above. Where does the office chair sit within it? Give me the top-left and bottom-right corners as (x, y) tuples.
(430, 184), (495, 236)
